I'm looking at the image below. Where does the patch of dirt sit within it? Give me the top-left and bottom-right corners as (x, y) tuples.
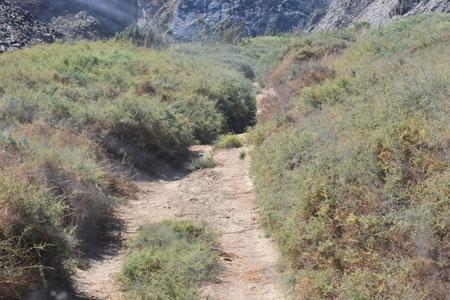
(255, 86), (277, 122)
(74, 144), (286, 299)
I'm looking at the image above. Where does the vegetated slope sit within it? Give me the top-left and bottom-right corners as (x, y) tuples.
(0, 41), (255, 160)
(0, 122), (131, 298)
(0, 41), (255, 298)
(172, 36), (295, 84)
(250, 14), (449, 299)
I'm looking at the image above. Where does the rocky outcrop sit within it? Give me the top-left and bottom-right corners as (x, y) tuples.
(147, 0), (449, 39)
(315, 0), (450, 31)
(49, 11), (105, 40)
(404, 0), (450, 16)
(1, 0), (449, 49)
(11, 0), (138, 38)
(168, 0), (332, 41)
(0, 0), (57, 52)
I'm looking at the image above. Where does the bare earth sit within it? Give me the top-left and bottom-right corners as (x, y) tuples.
(74, 144), (286, 300)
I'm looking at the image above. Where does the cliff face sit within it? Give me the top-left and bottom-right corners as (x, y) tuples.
(168, 0), (331, 41)
(10, 0), (139, 38)
(149, 0), (449, 39)
(2, 0), (450, 47)
(315, 0), (450, 31)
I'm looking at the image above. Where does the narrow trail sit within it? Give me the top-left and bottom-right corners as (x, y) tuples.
(74, 144), (285, 299)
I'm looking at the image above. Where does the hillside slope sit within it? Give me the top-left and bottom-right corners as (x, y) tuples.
(250, 14), (449, 299)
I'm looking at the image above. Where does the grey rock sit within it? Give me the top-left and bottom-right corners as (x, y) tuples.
(0, 0), (58, 52)
(1, 0), (449, 51)
(49, 11), (105, 40)
(168, 0), (332, 41)
(315, 0), (450, 31)
(145, 0), (449, 39)
(11, 0), (138, 36)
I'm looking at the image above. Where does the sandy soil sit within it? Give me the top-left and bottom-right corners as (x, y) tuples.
(74, 143), (285, 300)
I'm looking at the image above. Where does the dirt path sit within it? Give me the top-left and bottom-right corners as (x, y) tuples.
(74, 144), (285, 299)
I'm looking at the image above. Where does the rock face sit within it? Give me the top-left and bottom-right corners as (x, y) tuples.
(0, 0), (57, 52)
(169, 0), (332, 41)
(11, 0), (139, 38)
(49, 11), (105, 40)
(145, 0), (449, 40)
(1, 0), (449, 49)
(315, 0), (450, 31)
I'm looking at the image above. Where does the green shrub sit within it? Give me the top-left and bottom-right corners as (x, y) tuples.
(299, 79), (350, 109)
(197, 80), (256, 133)
(174, 100), (226, 144)
(239, 151), (246, 160)
(117, 24), (170, 49)
(121, 220), (219, 299)
(215, 134), (243, 149)
(187, 155), (216, 171)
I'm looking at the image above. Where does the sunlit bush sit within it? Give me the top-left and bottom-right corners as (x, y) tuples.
(121, 220), (219, 298)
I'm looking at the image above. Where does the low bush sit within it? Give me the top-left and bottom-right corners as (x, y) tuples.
(117, 24), (170, 49)
(0, 176), (71, 299)
(239, 151), (246, 160)
(215, 134), (243, 149)
(121, 220), (219, 299)
(187, 155), (216, 171)
(0, 122), (132, 295)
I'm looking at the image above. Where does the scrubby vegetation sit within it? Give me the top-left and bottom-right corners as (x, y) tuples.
(121, 220), (219, 299)
(0, 122), (129, 297)
(215, 134), (243, 149)
(117, 24), (171, 49)
(0, 40), (255, 296)
(172, 36), (294, 84)
(188, 155), (216, 171)
(2, 10), (448, 299)
(250, 15), (450, 299)
(0, 41), (255, 159)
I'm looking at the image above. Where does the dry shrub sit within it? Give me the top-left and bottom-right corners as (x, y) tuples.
(258, 34), (345, 124)
(135, 81), (156, 96)
(0, 176), (70, 298)
(0, 121), (135, 296)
